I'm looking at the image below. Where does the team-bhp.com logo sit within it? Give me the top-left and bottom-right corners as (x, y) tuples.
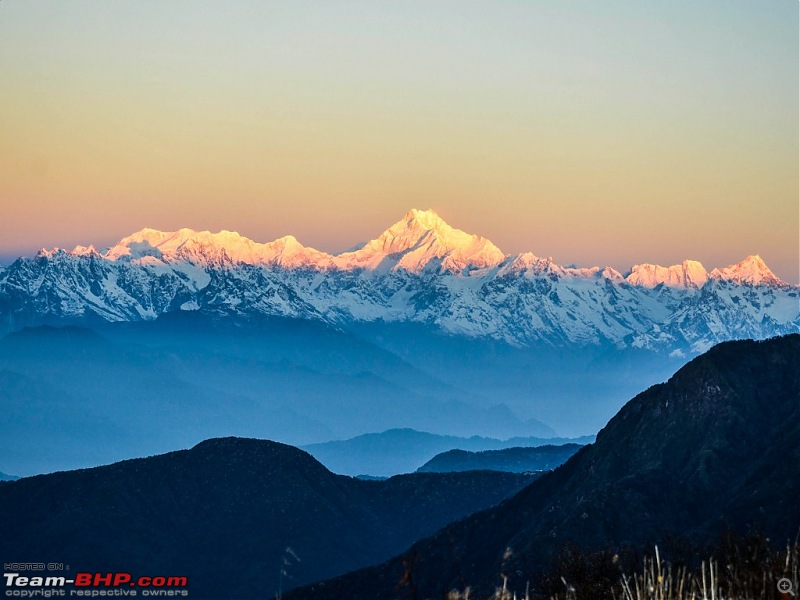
(4, 571), (188, 597)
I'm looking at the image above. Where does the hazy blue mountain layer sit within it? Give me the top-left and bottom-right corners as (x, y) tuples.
(303, 428), (592, 476)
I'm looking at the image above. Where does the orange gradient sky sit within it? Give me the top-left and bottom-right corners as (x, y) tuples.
(0, 2), (797, 281)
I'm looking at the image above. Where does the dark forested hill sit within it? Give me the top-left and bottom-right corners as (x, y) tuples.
(417, 444), (583, 473)
(0, 437), (535, 598)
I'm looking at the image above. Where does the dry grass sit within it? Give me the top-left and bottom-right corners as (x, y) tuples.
(614, 541), (798, 600)
(444, 534), (799, 600)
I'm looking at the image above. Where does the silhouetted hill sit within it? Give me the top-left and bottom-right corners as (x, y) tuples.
(294, 334), (800, 599)
(303, 428), (594, 476)
(417, 444), (583, 473)
(0, 437), (535, 598)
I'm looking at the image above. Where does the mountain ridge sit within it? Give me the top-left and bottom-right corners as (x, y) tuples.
(1, 209), (797, 352)
(44, 209), (787, 286)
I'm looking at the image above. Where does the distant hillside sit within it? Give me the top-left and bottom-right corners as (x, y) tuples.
(0, 437), (535, 598)
(417, 444), (583, 473)
(303, 428), (594, 476)
(293, 334), (800, 599)
(0, 471), (18, 481)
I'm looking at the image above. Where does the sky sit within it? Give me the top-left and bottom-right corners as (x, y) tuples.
(0, 1), (797, 281)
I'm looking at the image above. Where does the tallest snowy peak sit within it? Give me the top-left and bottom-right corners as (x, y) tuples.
(336, 208), (505, 273)
(402, 208), (449, 231)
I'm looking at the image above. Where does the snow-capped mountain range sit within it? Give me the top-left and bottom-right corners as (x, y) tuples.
(1, 209), (797, 353)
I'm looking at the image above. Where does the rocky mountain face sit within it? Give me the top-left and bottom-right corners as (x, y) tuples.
(292, 334), (800, 599)
(1, 209), (797, 353)
(0, 437), (536, 599)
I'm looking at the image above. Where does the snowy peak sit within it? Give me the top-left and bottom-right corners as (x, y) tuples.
(336, 209), (505, 273)
(106, 228), (226, 261)
(499, 252), (546, 274)
(104, 228), (331, 268)
(710, 255), (785, 287)
(259, 236), (333, 269)
(70, 244), (100, 257)
(625, 260), (708, 289)
(598, 266), (625, 281)
(401, 208), (448, 231)
(498, 253), (624, 281)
